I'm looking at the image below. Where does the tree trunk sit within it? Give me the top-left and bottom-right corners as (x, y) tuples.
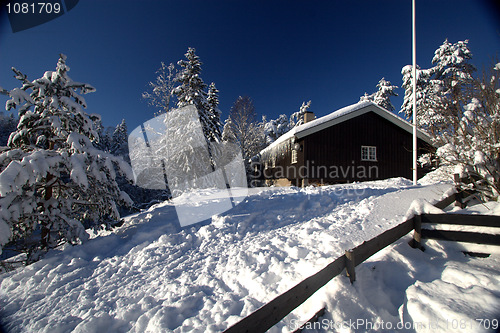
(41, 173), (53, 248)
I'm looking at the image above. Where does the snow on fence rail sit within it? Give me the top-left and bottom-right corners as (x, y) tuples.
(413, 214), (500, 248)
(223, 193), (458, 333)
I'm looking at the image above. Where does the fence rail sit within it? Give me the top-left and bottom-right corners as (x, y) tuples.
(416, 213), (500, 246)
(223, 256), (346, 333)
(421, 229), (500, 245)
(433, 192), (457, 209)
(421, 213), (500, 227)
(222, 192), (459, 333)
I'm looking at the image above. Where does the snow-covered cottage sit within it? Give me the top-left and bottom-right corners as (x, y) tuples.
(255, 101), (433, 186)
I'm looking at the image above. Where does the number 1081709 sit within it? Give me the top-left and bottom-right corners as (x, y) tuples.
(6, 2), (61, 14)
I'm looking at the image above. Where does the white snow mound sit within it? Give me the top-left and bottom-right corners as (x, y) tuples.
(3, 179), (498, 333)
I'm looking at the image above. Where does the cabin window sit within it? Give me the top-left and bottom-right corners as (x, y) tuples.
(361, 146), (377, 161)
(291, 149), (298, 164)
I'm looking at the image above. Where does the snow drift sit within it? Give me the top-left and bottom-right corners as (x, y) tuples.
(1, 178), (499, 333)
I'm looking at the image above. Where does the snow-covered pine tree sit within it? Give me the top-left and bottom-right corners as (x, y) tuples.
(207, 82), (222, 141)
(110, 119), (129, 158)
(401, 64), (448, 136)
(91, 118), (128, 158)
(0, 54), (133, 259)
(359, 93), (372, 103)
(92, 116), (113, 153)
(430, 39), (476, 142)
(106, 118), (167, 213)
(0, 112), (17, 146)
(142, 62), (178, 115)
(360, 78), (398, 111)
(290, 100), (311, 127)
(173, 48), (221, 143)
(400, 39), (475, 140)
(263, 114), (291, 145)
(432, 40), (475, 97)
(222, 117), (236, 142)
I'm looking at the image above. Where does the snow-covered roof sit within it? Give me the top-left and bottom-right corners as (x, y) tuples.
(260, 101), (432, 157)
(259, 125), (298, 157)
(295, 101), (432, 143)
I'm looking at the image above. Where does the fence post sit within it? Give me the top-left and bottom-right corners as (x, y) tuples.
(410, 215), (423, 250)
(455, 190), (465, 208)
(345, 250), (356, 283)
(453, 173), (466, 208)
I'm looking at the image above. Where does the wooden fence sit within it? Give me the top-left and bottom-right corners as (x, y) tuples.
(412, 213), (500, 248)
(222, 193), (459, 333)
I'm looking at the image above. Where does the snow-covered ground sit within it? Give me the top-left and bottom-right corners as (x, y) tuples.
(0, 178), (499, 332)
(297, 200), (500, 333)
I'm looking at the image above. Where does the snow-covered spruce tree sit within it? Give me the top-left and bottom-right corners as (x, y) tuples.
(290, 100), (311, 127)
(0, 112), (18, 146)
(360, 78), (399, 112)
(263, 114), (291, 145)
(0, 83), (17, 145)
(92, 119), (128, 159)
(221, 117), (236, 142)
(110, 119), (129, 158)
(173, 48), (222, 143)
(105, 118), (166, 213)
(0, 54), (133, 258)
(207, 82), (222, 141)
(400, 64), (449, 138)
(92, 117), (113, 152)
(142, 62), (178, 115)
(401, 39), (475, 141)
(432, 40), (475, 101)
(430, 39), (476, 143)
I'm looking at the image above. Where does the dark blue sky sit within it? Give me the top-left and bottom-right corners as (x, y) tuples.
(1, 0), (499, 132)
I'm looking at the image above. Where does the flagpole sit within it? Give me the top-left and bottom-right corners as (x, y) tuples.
(412, 0), (418, 185)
